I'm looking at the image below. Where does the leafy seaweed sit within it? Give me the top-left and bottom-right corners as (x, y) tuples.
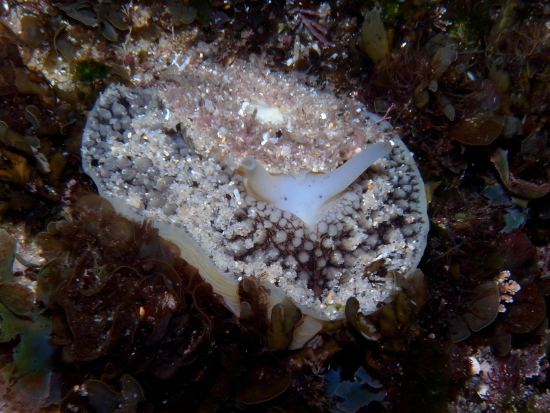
(326, 366), (385, 413)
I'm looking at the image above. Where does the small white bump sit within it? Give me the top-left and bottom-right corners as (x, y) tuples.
(326, 267), (340, 280)
(393, 188), (407, 199)
(298, 251), (310, 263)
(396, 199), (409, 209)
(341, 237), (358, 251)
(402, 225), (414, 237)
(298, 271), (309, 283)
(344, 206), (355, 215)
(344, 254), (356, 266)
(269, 208), (282, 223)
(365, 232), (379, 247)
(316, 258), (327, 269)
(248, 207), (258, 218)
(273, 230), (288, 244)
(254, 229), (267, 244)
(330, 250), (344, 266)
(284, 255), (297, 268)
(266, 248), (280, 260)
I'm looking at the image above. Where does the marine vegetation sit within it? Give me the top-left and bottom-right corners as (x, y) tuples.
(20, 194), (369, 412)
(1, 0), (550, 412)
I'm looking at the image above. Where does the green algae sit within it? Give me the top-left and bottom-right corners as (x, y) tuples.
(60, 374), (145, 413)
(403, 338), (450, 413)
(0, 229), (15, 282)
(75, 59), (112, 83)
(446, 0), (492, 45)
(267, 296), (302, 351)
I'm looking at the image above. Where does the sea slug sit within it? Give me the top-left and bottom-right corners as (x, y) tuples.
(81, 50), (429, 346)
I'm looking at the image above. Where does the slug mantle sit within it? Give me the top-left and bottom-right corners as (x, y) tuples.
(81, 51), (429, 345)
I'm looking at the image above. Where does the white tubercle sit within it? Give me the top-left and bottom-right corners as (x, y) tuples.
(237, 141), (393, 227)
(239, 101), (286, 124)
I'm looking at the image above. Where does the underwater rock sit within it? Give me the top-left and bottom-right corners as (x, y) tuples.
(81, 49), (429, 345)
(325, 366), (384, 413)
(0, 230), (55, 404)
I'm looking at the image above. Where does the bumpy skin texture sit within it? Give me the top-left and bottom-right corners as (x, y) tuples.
(81, 56), (428, 321)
